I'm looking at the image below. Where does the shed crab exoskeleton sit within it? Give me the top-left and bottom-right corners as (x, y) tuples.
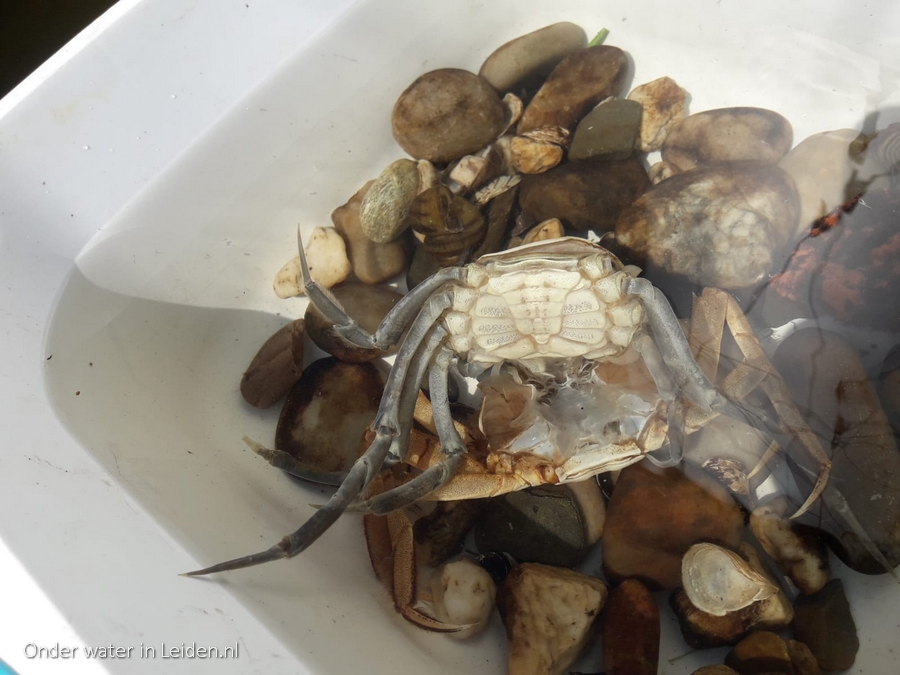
(185, 236), (832, 577)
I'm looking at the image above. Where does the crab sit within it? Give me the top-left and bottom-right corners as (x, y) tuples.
(185, 236), (832, 577)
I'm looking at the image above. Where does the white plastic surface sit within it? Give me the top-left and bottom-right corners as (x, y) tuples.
(2, 1), (900, 674)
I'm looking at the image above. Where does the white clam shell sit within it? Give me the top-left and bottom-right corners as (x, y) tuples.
(681, 543), (778, 617)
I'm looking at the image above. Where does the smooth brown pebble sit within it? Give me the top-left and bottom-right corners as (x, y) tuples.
(662, 107), (792, 171)
(725, 631), (794, 675)
(304, 282), (403, 363)
(792, 579), (859, 672)
(602, 462), (744, 590)
(406, 243), (443, 290)
(240, 319), (305, 408)
(275, 358), (384, 484)
(479, 22), (587, 94)
(786, 640), (821, 675)
(602, 579), (660, 675)
(392, 68), (506, 163)
(332, 180), (412, 285)
(518, 155), (649, 232)
(517, 45), (628, 134)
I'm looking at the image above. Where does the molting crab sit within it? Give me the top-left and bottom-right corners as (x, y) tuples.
(186, 236), (832, 577)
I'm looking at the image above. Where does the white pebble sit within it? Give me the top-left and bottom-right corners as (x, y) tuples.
(273, 227), (351, 298)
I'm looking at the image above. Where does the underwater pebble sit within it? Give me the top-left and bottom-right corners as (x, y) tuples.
(750, 497), (830, 595)
(787, 640), (822, 675)
(518, 155), (649, 232)
(627, 76), (688, 151)
(772, 328), (900, 573)
(475, 481), (604, 568)
(763, 184), (900, 331)
(662, 107), (792, 171)
(602, 462), (744, 590)
(332, 180), (412, 285)
(691, 667), (740, 675)
(275, 358), (384, 484)
(478, 22), (587, 94)
(778, 128), (884, 241)
(498, 563), (607, 675)
(273, 227), (351, 298)
(517, 45), (628, 134)
(724, 631), (795, 675)
(414, 500), (485, 568)
(239, 319), (305, 409)
(405, 242), (443, 290)
(602, 579), (660, 675)
(792, 579), (859, 672)
(304, 281), (403, 363)
(392, 68), (506, 163)
(569, 98), (643, 161)
(615, 161), (798, 289)
(430, 558), (497, 638)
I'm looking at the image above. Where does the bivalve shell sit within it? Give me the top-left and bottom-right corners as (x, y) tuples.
(404, 185), (486, 266)
(682, 543), (778, 617)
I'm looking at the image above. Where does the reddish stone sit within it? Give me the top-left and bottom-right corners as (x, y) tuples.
(602, 462), (745, 590)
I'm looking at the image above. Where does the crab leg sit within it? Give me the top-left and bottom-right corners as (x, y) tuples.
(624, 277), (723, 412)
(298, 230), (464, 350)
(632, 335), (684, 467)
(183, 291), (453, 576)
(690, 288), (832, 518)
(353, 343), (466, 515)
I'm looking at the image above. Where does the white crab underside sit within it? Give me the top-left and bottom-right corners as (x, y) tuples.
(441, 247), (645, 365)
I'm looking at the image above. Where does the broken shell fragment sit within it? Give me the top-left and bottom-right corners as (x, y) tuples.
(448, 155), (489, 191)
(429, 558), (497, 639)
(682, 543), (779, 617)
(474, 174), (521, 206)
(510, 135), (564, 174)
(522, 218), (565, 245)
(359, 158), (420, 243)
(273, 226), (351, 298)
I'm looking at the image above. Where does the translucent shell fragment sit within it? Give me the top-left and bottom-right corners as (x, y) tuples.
(682, 543), (778, 617)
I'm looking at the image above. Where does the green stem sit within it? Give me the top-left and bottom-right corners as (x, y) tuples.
(588, 28), (610, 47)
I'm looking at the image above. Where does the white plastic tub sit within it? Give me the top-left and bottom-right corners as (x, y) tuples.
(1, 1), (899, 674)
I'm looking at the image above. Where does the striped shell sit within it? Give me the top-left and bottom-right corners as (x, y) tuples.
(404, 185), (486, 266)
